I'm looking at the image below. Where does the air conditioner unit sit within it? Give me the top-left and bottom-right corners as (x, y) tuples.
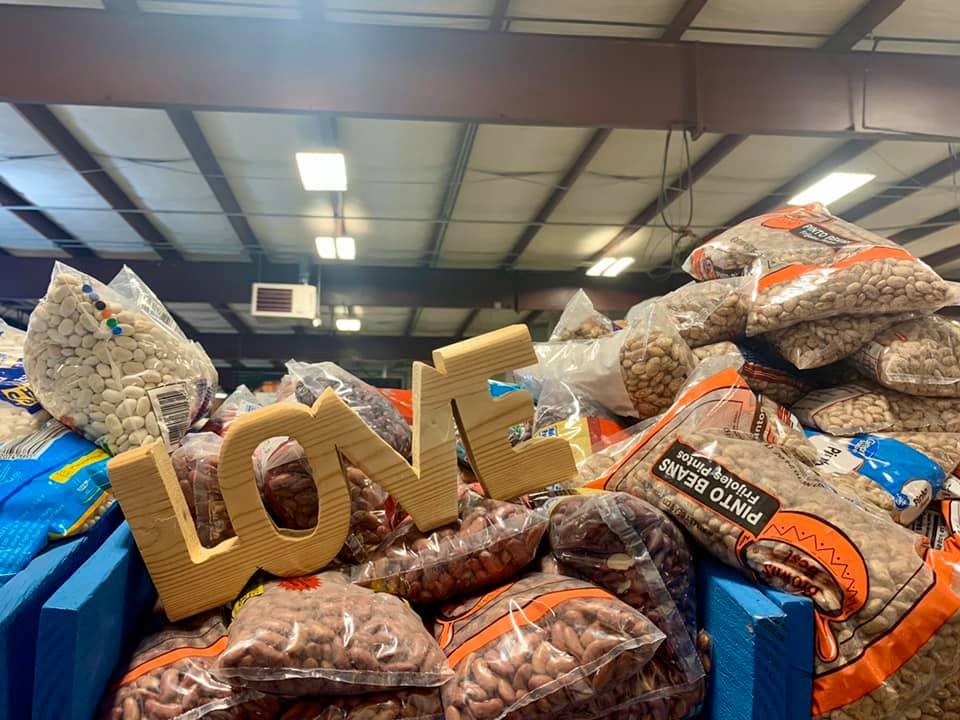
(250, 283), (317, 320)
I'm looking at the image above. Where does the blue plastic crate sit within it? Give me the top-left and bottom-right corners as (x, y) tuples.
(0, 504), (121, 720)
(33, 522), (155, 720)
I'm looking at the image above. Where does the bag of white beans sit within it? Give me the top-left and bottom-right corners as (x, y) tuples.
(0, 320), (51, 446)
(23, 263), (217, 455)
(550, 288), (614, 341)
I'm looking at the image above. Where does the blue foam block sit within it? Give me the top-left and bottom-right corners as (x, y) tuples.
(761, 587), (814, 720)
(699, 558), (813, 720)
(0, 504), (121, 720)
(32, 522), (155, 720)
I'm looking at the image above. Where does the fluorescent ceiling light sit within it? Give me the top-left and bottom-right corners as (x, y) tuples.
(311, 317), (323, 328)
(315, 236), (336, 259)
(602, 257), (635, 277)
(296, 152), (347, 191)
(788, 172), (875, 207)
(336, 317), (362, 332)
(586, 257), (617, 277)
(335, 236), (356, 260)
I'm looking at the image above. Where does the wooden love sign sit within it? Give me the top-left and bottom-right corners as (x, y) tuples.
(107, 325), (577, 619)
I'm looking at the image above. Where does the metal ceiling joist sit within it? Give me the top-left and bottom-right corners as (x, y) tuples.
(0, 258), (684, 310)
(197, 333), (464, 363)
(489, 0), (510, 32)
(500, 128), (612, 270)
(166, 109), (265, 259)
(660, 0), (709, 42)
(843, 154), (960, 222)
(13, 104), (182, 261)
(707, 139), (880, 237)
(0, 180), (94, 258)
(590, 134), (747, 261)
(3, 7), (960, 139)
(894, 208), (960, 259)
(820, 0), (907, 52)
(211, 301), (252, 335)
(422, 123), (478, 268)
(456, 308), (480, 338)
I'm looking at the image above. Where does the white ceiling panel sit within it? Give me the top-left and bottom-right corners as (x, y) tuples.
(244, 215), (336, 261)
(871, 0), (960, 41)
(139, 0), (297, 17)
(346, 219), (433, 265)
(691, 0), (861, 35)
(514, 224), (620, 271)
(453, 125), (593, 223)
(937, 255), (960, 278)
(348, 306), (409, 335)
(0, 104), (152, 256)
(680, 29), (823, 47)
(166, 302), (236, 333)
(416, 307), (471, 336)
(329, 0), (491, 13)
(327, 11), (489, 28)
(229, 303), (296, 334)
(339, 117), (461, 221)
(438, 222), (525, 268)
(467, 308), (527, 336)
(507, 20), (661, 38)
(509, 0), (682, 24)
(853, 38), (960, 55)
(857, 187), (960, 238)
(689, 135), (844, 229)
(551, 130), (724, 224)
(900, 225), (960, 262)
(52, 105), (244, 259)
(830, 141), (956, 216)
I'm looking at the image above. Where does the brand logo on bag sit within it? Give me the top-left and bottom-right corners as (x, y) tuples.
(107, 325), (577, 620)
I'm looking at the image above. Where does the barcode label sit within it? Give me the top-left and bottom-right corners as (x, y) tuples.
(0, 421), (69, 460)
(148, 382), (191, 450)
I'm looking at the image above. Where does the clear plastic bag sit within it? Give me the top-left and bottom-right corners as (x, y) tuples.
(691, 341), (739, 363)
(734, 207), (956, 335)
(629, 278), (748, 348)
(518, 332), (635, 418)
(170, 432), (234, 548)
(99, 609), (279, 720)
(216, 572), (452, 697)
(206, 385), (263, 436)
(288, 361), (412, 458)
(765, 313), (914, 370)
(684, 203), (901, 280)
(434, 573), (665, 720)
(0, 319), (51, 446)
(550, 289), (614, 341)
(595, 429), (960, 720)
(532, 379), (628, 466)
(619, 303), (697, 420)
(23, 262), (217, 454)
(251, 436), (316, 530)
(793, 383), (960, 435)
(351, 490), (547, 604)
(851, 315), (960, 397)
(280, 689), (443, 720)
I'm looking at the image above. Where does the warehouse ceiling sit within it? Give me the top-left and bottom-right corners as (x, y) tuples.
(1, 0), (959, 377)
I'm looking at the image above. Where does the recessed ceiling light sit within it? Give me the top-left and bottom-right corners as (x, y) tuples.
(311, 317), (323, 328)
(335, 236), (356, 260)
(296, 152), (347, 191)
(602, 256), (635, 277)
(585, 257), (617, 277)
(788, 172), (875, 207)
(336, 317), (362, 332)
(315, 236), (336, 259)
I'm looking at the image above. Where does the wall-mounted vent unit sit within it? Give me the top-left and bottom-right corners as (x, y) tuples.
(250, 283), (317, 320)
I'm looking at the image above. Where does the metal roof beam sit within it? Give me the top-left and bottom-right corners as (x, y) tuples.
(197, 332), (464, 363)
(13, 104), (182, 261)
(166, 109), (265, 259)
(3, 7), (960, 138)
(0, 180), (95, 258)
(660, 0), (708, 42)
(820, 0), (907, 52)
